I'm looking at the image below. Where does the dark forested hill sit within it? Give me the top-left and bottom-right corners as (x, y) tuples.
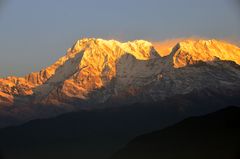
(111, 106), (240, 159)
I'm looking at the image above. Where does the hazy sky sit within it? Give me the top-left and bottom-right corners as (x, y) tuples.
(0, 0), (239, 77)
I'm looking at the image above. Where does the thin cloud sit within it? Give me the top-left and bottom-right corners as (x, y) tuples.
(152, 37), (202, 57)
(152, 37), (240, 57)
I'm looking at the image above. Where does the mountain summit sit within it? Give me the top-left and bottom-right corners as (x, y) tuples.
(0, 38), (240, 121)
(0, 39), (158, 106)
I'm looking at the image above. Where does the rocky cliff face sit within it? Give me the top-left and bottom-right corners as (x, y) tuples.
(0, 38), (240, 108)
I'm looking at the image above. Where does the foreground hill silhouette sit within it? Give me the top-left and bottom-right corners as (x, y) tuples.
(111, 106), (240, 159)
(0, 96), (239, 159)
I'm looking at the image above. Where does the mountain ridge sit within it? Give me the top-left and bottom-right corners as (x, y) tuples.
(0, 38), (240, 125)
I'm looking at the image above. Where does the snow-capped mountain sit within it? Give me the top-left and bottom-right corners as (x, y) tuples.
(0, 38), (240, 108)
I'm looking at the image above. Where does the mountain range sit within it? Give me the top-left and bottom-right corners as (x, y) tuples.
(0, 38), (240, 159)
(0, 38), (240, 127)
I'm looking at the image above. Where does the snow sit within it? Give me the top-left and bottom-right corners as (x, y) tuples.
(0, 38), (240, 106)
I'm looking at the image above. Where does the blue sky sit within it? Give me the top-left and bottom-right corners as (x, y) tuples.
(0, 0), (239, 77)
